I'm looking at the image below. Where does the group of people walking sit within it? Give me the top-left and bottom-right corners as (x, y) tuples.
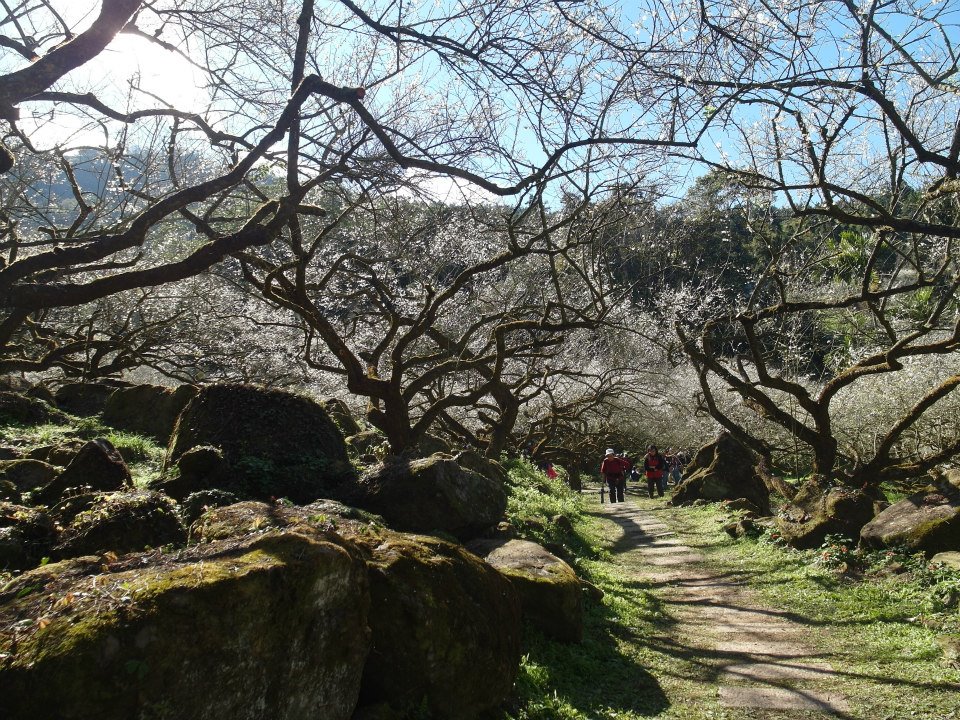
(600, 446), (686, 503)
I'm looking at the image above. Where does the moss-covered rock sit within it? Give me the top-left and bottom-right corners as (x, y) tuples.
(149, 445), (226, 501)
(346, 429), (387, 459)
(190, 501), (522, 720)
(777, 485), (876, 549)
(102, 384), (197, 442)
(453, 450), (510, 484)
(411, 433), (452, 458)
(53, 381), (125, 417)
(0, 390), (68, 425)
(179, 489), (239, 527)
(319, 397), (362, 437)
(53, 490), (186, 559)
(0, 479), (17, 501)
(188, 500), (382, 545)
(166, 384), (355, 504)
(467, 538), (584, 643)
(670, 433), (771, 514)
(46, 440), (86, 467)
(0, 530), (371, 720)
(0, 459), (58, 493)
(353, 532), (522, 720)
(0, 502), (56, 570)
(932, 551), (960, 570)
(34, 438), (132, 505)
(354, 455), (507, 540)
(860, 487), (960, 555)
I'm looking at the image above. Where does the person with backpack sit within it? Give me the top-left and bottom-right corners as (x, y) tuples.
(600, 448), (627, 503)
(643, 445), (668, 498)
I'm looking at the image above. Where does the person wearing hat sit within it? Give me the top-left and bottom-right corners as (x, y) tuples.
(600, 448), (627, 503)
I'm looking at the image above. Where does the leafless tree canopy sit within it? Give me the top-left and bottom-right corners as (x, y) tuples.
(2, 1), (959, 472)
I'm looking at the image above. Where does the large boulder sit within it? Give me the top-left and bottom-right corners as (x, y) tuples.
(166, 384), (355, 504)
(467, 538), (584, 643)
(0, 459), (59, 493)
(352, 531), (522, 720)
(319, 397), (362, 437)
(353, 455), (508, 539)
(53, 382), (125, 417)
(0, 391), (68, 425)
(149, 445), (226, 500)
(179, 489), (240, 527)
(670, 432), (771, 515)
(0, 502), (56, 570)
(191, 502), (523, 720)
(53, 490), (187, 559)
(776, 483), (876, 549)
(345, 429), (387, 459)
(860, 487), (960, 555)
(454, 449), (510, 485)
(33, 438), (132, 505)
(0, 530), (371, 720)
(102, 384), (198, 442)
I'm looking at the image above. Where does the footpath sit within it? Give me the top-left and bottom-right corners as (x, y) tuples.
(601, 492), (853, 718)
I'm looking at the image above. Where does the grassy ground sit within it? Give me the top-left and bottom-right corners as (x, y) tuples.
(0, 419), (166, 487)
(502, 470), (960, 720)
(657, 498), (960, 720)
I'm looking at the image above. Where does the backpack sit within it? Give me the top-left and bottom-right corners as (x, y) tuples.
(629, 467), (639, 481)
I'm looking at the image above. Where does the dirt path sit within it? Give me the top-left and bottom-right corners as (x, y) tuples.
(602, 494), (853, 718)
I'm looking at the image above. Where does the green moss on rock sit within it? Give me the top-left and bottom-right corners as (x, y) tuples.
(166, 384), (355, 504)
(0, 530), (370, 720)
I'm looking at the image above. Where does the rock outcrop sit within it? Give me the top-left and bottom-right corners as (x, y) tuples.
(670, 432), (771, 515)
(166, 384), (355, 504)
(776, 481), (876, 549)
(860, 486), (960, 555)
(0, 530), (371, 720)
(467, 538), (584, 643)
(354, 455), (507, 539)
(102, 384), (197, 442)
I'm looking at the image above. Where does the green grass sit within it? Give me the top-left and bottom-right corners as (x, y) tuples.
(0, 422), (75, 448)
(105, 431), (166, 487)
(0, 420), (166, 489)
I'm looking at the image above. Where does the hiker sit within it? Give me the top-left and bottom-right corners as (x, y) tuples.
(644, 445), (668, 498)
(620, 453), (634, 485)
(668, 450), (684, 486)
(600, 448), (627, 503)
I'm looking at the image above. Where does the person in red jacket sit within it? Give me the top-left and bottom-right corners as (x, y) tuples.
(600, 448), (627, 503)
(644, 445), (668, 498)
